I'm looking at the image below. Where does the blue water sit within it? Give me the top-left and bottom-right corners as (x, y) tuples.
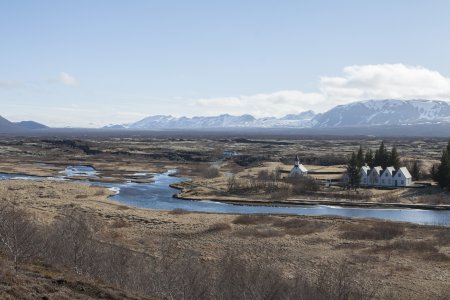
(59, 165), (99, 178)
(2, 167), (450, 226)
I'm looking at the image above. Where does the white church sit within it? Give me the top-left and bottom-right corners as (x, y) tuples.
(289, 155), (308, 177)
(360, 164), (412, 187)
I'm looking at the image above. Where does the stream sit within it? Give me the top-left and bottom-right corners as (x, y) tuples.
(2, 166), (450, 226)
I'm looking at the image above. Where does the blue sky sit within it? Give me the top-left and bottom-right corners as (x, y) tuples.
(1, 1), (450, 127)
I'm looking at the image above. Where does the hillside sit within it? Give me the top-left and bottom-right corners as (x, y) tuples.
(0, 255), (152, 300)
(15, 120), (48, 130)
(0, 116), (24, 133)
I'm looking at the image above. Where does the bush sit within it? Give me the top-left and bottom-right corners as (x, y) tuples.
(194, 164), (220, 178)
(285, 176), (319, 195)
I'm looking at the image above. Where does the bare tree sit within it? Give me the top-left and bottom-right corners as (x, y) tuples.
(0, 203), (43, 271)
(47, 209), (96, 274)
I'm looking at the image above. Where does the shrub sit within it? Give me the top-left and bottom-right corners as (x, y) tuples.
(286, 176), (319, 195)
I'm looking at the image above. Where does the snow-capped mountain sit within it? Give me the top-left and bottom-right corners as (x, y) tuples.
(312, 100), (450, 127)
(105, 100), (450, 130)
(125, 111), (316, 129)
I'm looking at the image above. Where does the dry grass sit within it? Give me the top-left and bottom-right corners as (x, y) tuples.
(116, 205), (130, 211)
(340, 221), (405, 240)
(110, 219), (130, 228)
(232, 214), (276, 225)
(372, 239), (449, 261)
(434, 230), (450, 246)
(169, 208), (190, 215)
(235, 226), (285, 238)
(272, 218), (329, 235)
(205, 223), (231, 233)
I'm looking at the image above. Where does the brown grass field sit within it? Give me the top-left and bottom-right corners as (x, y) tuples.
(1, 136), (450, 299)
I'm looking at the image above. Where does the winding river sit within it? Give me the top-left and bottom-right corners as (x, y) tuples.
(2, 166), (450, 226)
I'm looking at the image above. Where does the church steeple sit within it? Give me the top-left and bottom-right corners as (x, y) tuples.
(289, 154), (308, 177)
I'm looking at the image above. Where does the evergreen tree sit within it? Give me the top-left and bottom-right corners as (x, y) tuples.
(356, 146), (364, 169)
(374, 141), (388, 168)
(346, 152), (360, 188)
(365, 149), (373, 167)
(411, 161), (421, 181)
(431, 164), (438, 182)
(388, 146), (401, 169)
(437, 149), (450, 189)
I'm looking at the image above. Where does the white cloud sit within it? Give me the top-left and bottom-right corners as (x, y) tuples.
(189, 64), (450, 116)
(59, 72), (78, 86)
(320, 64), (450, 103)
(192, 91), (325, 117)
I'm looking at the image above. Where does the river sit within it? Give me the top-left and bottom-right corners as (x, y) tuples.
(2, 166), (450, 226)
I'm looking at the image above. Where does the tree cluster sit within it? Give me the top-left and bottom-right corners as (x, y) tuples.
(346, 142), (402, 188)
(432, 141), (450, 191)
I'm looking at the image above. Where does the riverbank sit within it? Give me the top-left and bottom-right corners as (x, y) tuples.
(173, 192), (450, 210)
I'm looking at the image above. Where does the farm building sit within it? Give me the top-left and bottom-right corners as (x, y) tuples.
(362, 166), (412, 187)
(360, 164), (371, 186)
(289, 155), (308, 177)
(368, 166), (383, 186)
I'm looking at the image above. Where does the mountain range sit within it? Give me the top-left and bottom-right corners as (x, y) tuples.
(106, 100), (450, 129)
(3, 99), (450, 134)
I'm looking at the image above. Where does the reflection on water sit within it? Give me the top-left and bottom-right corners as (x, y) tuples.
(2, 169), (450, 226)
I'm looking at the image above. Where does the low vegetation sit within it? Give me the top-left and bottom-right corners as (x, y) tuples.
(0, 204), (396, 299)
(340, 222), (404, 240)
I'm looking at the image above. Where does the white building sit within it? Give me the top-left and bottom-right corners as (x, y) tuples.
(362, 166), (413, 187)
(289, 155), (308, 177)
(380, 167), (396, 187)
(368, 166), (383, 186)
(359, 164), (371, 186)
(392, 167), (413, 187)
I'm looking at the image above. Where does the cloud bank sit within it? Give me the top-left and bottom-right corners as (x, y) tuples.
(191, 64), (450, 117)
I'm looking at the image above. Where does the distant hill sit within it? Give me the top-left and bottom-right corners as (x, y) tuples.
(15, 120), (49, 130)
(0, 115), (25, 133)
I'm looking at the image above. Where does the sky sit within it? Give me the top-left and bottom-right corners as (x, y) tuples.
(1, 0), (450, 127)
